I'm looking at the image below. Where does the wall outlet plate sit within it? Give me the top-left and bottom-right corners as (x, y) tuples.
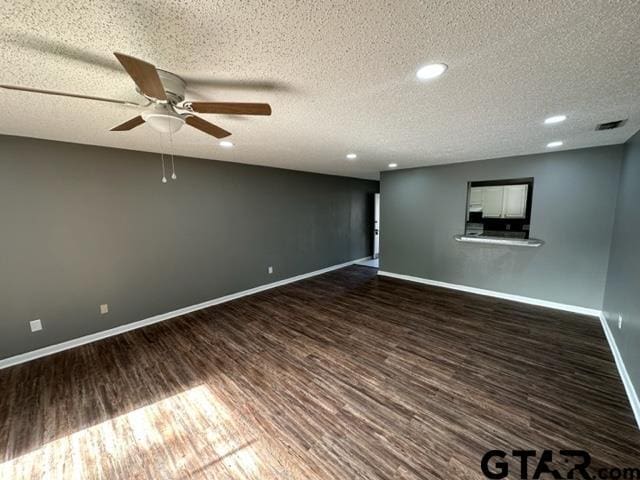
(100, 304), (109, 314)
(30, 319), (43, 332)
(268, 266), (274, 274)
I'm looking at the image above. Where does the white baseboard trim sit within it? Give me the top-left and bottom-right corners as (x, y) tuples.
(0, 256), (371, 370)
(377, 270), (601, 317)
(599, 313), (640, 429)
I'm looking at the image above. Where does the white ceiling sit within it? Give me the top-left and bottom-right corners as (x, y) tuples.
(1, 1), (639, 180)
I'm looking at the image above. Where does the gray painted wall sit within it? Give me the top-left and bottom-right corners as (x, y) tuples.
(0, 135), (378, 359)
(380, 145), (624, 309)
(603, 131), (640, 395)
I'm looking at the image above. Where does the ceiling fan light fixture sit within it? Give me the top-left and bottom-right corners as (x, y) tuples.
(219, 140), (234, 148)
(142, 112), (185, 134)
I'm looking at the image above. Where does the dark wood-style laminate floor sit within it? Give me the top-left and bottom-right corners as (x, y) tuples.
(1, 266), (639, 479)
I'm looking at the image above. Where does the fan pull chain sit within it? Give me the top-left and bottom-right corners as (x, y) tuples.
(161, 152), (167, 183)
(169, 128), (177, 180)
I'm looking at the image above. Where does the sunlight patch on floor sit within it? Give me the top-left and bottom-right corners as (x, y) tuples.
(1, 384), (264, 479)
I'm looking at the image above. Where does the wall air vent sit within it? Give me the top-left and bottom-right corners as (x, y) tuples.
(596, 119), (627, 130)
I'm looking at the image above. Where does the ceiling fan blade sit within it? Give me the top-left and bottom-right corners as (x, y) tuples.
(185, 115), (231, 138)
(113, 52), (167, 101)
(185, 102), (272, 116)
(0, 84), (141, 106)
(111, 116), (145, 131)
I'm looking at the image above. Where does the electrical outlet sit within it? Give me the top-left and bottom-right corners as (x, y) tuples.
(100, 304), (109, 314)
(268, 266), (274, 274)
(30, 319), (43, 332)
(618, 314), (623, 330)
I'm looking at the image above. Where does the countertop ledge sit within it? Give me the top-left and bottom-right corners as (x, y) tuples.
(454, 234), (544, 247)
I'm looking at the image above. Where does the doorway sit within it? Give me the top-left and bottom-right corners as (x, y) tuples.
(357, 193), (380, 269)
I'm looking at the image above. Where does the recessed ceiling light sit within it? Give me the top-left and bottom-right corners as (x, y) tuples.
(219, 141), (234, 148)
(546, 141), (563, 148)
(388, 163), (398, 168)
(416, 63), (447, 80)
(346, 153), (357, 160)
(544, 115), (567, 125)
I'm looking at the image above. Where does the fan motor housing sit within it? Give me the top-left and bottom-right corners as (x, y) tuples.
(136, 69), (186, 104)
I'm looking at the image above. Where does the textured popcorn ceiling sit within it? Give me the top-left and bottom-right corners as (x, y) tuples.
(1, 1), (639, 179)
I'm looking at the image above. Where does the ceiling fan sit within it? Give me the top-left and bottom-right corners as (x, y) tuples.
(0, 52), (272, 139)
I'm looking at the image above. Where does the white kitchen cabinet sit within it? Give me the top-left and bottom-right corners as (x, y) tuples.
(469, 184), (529, 219)
(469, 187), (483, 207)
(502, 185), (528, 218)
(481, 187), (505, 218)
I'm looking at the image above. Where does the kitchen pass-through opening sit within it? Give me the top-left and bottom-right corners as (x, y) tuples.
(465, 178), (534, 239)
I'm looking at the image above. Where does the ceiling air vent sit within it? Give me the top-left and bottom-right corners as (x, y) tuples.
(596, 119), (627, 130)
